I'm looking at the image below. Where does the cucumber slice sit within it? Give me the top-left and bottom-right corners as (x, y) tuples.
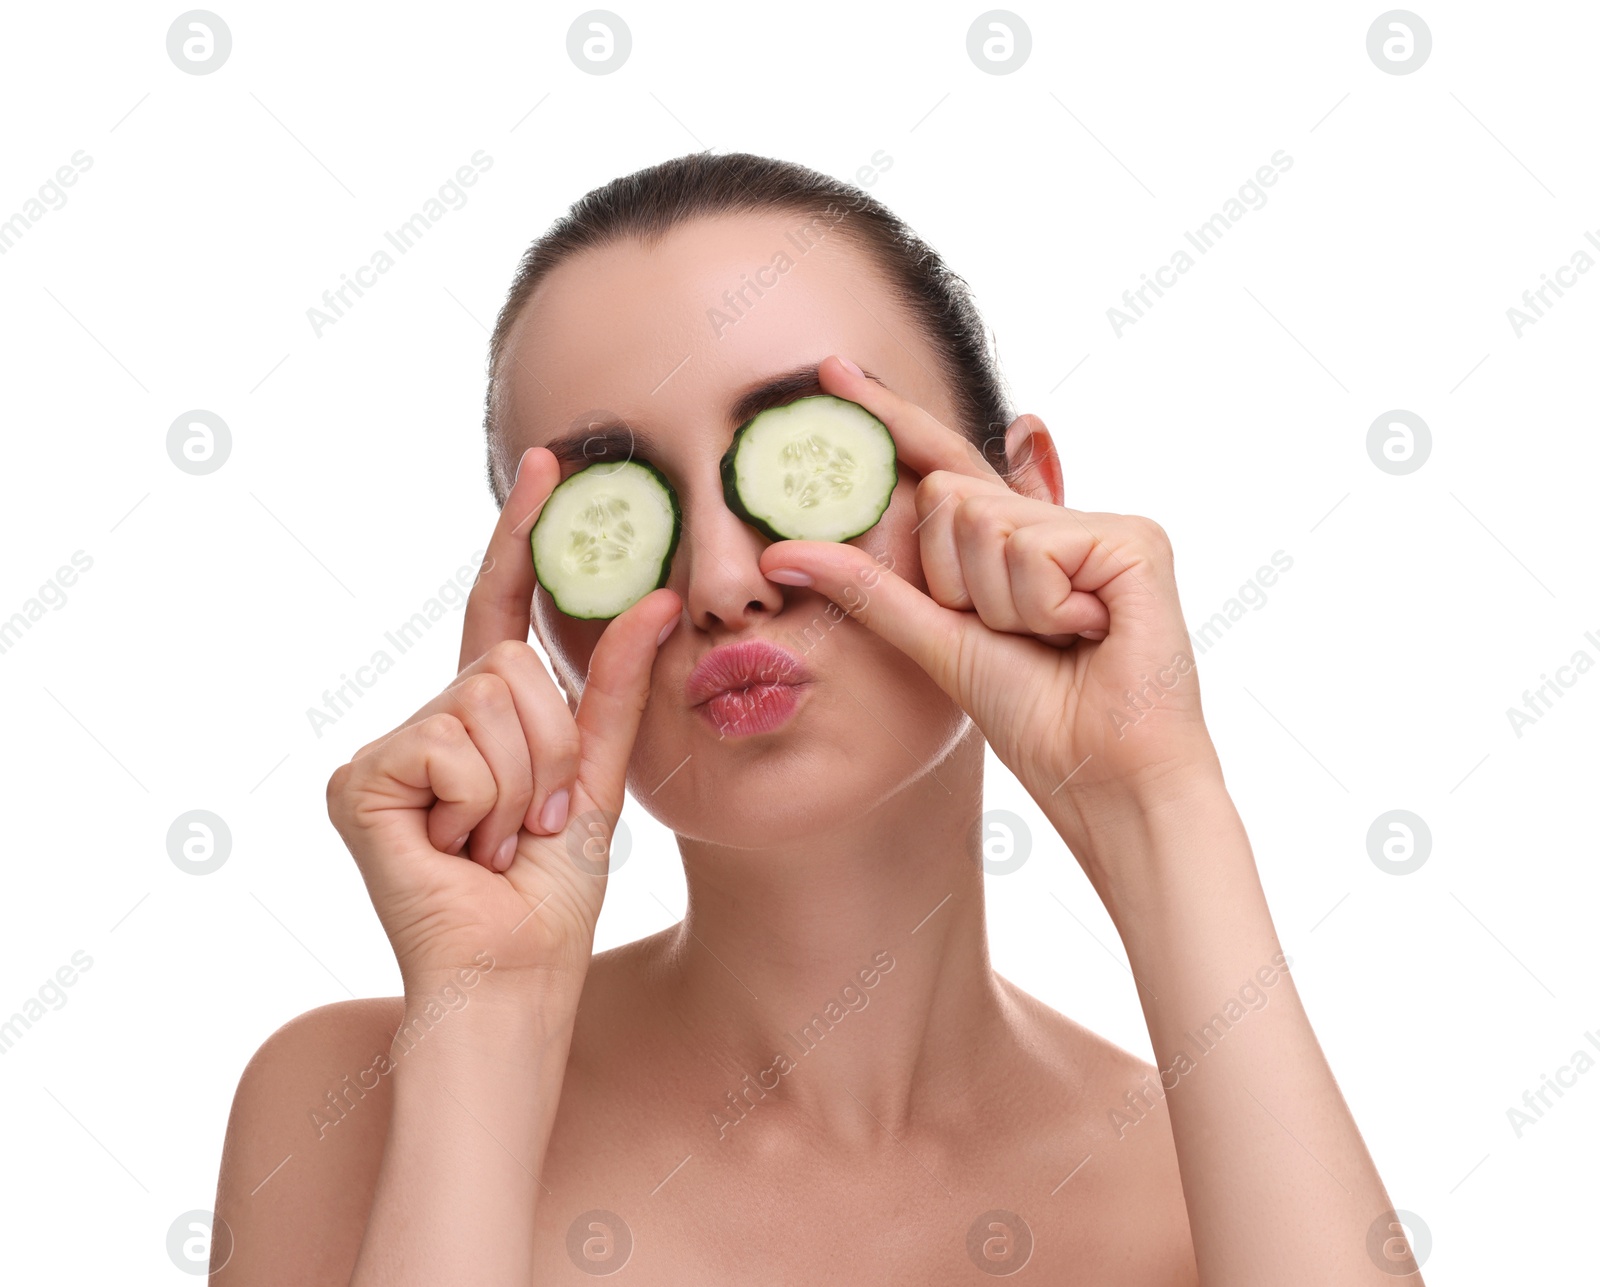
(720, 394), (897, 543)
(530, 459), (681, 619)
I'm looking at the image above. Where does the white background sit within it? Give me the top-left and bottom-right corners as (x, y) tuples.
(1, 1), (1594, 1280)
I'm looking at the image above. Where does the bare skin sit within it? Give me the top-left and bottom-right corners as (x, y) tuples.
(217, 956), (1194, 1283)
(212, 212), (1413, 1284)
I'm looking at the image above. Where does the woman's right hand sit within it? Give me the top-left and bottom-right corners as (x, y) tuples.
(325, 446), (683, 999)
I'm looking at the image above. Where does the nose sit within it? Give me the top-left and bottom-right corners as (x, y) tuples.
(677, 492), (786, 632)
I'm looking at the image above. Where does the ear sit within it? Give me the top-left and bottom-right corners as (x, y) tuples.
(1001, 413), (1063, 506)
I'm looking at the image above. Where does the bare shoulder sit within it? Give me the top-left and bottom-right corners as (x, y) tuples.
(992, 974), (1199, 1285)
(213, 996), (405, 1283)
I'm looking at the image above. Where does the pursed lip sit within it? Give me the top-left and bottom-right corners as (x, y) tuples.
(685, 638), (815, 707)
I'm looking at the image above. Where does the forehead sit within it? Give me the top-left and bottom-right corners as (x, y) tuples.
(498, 211), (955, 457)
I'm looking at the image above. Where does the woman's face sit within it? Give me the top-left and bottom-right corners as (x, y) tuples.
(500, 211), (978, 847)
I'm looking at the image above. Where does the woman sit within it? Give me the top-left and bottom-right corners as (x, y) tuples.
(213, 151), (1417, 1283)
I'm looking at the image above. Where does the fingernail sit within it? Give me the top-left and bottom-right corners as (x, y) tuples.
(513, 447), (532, 488)
(657, 616), (680, 646)
(837, 356), (864, 379)
(493, 833), (518, 871)
(450, 833), (470, 855)
(540, 788), (570, 834)
(766, 568), (812, 586)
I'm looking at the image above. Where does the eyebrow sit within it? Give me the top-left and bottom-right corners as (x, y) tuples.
(538, 363), (883, 466)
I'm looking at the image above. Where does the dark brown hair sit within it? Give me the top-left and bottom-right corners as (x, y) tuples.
(482, 150), (1014, 504)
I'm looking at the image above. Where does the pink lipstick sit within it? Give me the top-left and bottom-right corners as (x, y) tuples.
(685, 639), (815, 738)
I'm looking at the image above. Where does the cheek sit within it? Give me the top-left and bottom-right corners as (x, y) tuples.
(846, 472), (928, 592)
(532, 591), (604, 698)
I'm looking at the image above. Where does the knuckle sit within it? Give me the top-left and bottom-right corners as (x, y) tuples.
(915, 471), (954, 509)
(483, 637), (532, 672)
(325, 759), (351, 797)
(466, 776), (499, 815)
(454, 671), (512, 717)
(954, 493), (1002, 536)
(541, 722), (583, 775)
(325, 761), (354, 818)
(1005, 523), (1046, 557)
(418, 711), (467, 751)
(1132, 514), (1170, 548)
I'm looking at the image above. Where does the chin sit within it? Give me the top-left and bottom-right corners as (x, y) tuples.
(625, 689), (974, 849)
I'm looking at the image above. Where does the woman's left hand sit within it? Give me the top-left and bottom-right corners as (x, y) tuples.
(759, 356), (1226, 869)
(762, 362), (1409, 1287)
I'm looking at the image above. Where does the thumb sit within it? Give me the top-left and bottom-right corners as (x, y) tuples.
(571, 586), (682, 816)
(760, 542), (976, 703)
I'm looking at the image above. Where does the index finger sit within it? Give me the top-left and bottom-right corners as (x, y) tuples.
(458, 445), (560, 670)
(815, 353), (1006, 485)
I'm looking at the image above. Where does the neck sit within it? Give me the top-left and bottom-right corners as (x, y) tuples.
(651, 728), (1013, 1148)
